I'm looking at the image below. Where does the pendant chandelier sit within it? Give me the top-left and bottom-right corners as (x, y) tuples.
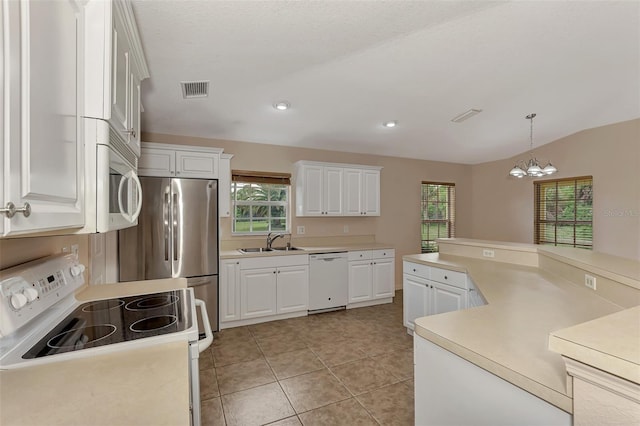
(508, 113), (557, 178)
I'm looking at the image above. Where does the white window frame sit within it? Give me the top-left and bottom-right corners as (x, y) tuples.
(231, 181), (290, 235)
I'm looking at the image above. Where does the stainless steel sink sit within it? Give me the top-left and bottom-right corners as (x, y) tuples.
(239, 247), (273, 253)
(271, 246), (303, 251)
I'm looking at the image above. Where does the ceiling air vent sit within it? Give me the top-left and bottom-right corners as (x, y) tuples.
(181, 81), (210, 99)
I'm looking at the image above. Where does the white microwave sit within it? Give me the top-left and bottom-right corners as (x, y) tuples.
(85, 119), (142, 233)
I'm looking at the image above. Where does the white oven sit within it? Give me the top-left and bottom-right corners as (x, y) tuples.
(0, 254), (213, 425)
(84, 118), (143, 233)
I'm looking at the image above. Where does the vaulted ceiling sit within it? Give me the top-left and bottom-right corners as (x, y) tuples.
(132, 0), (640, 164)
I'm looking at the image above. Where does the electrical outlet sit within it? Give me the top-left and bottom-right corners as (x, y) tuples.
(482, 249), (495, 258)
(343, 225), (349, 233)
(585, 274), (597, 290)
(296, 226), (305, 235)
(71, 244), (79, 258)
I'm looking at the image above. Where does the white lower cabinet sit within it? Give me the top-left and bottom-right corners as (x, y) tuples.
(221, 255), (309, 326)
(240, 268), (277, 319)
(276, 266), (309, 313)
(220, 260), (241, 322)
(403, 261), (481, 332)
(373, 258), (395, 298)
(348, 259), (373, 303)
(348, 249), (395, 304)
(403, 274), (430, 331)
(431, 281), (466, 315)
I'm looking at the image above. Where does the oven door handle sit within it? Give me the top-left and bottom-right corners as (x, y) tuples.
(195, 299), (213, 353)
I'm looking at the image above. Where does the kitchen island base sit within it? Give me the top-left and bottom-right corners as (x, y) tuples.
(415, 335), (571, 426)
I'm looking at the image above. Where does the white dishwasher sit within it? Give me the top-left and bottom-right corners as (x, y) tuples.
(308, 252), (348, 313)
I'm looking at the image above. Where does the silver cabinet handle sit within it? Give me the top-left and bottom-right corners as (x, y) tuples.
(125, 128), (137, 138)
(0, 202), (31, 218)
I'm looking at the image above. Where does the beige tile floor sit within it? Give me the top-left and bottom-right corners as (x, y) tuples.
(199, 290), (414, 426)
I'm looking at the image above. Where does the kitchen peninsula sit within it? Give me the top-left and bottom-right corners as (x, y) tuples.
(405, 238), (640, 425)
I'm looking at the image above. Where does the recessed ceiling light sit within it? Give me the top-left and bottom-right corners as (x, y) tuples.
(451, 109), (482, 123)
(273, 101), (290, 111)
(383, 120), (397, 128)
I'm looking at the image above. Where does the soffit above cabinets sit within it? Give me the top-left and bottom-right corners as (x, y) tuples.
(131, 1), (640, 164)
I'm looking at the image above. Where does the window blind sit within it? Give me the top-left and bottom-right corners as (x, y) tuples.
(232, 170), (291, 185)
(421, 182), (455, 253)
(534, 176), (593, 249)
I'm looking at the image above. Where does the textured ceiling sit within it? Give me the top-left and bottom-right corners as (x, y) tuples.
(132, 0), (640, 164)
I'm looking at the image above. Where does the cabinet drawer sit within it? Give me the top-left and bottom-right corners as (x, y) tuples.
(430, 267), (466, 289)
(348, 250), (372, 261)
(403, 261), (430, 279)
(372, 249), (394, 259)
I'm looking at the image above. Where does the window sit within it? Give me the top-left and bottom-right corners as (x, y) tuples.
(534, 176), (593, 249)
(232, 170), (291, 234)
(421, 182), (455, 253)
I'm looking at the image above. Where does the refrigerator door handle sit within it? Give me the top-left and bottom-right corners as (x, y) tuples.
(164, 191), (170, 261)
(173, 193), (179, 261)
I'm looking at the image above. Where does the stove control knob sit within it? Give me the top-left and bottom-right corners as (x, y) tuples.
(10, 293), (28, 310)
(70, 264), (85, 278)
(23, 287), (38, 303)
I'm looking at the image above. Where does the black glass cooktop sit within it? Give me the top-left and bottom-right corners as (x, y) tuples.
(23, 289), (193, 359)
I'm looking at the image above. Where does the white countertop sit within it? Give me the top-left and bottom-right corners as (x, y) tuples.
(221, 242), (395, 259)
(549, 306), (640, 384)
(405, 252), (628, 412)
(0, 341), (190, 426)
(0, 278), (190, 426)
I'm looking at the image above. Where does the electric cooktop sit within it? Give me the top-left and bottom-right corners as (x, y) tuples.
(24, 289), (193, 359)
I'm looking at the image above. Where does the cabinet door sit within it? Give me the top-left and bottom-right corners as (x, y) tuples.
(276, 265), (309, 314)
(175, 151), (219, 179)
(300, 164), (324, 216)
(220, 260), (241, 322)
(373, 258), (395, 299)
(240, 268), (277, 319)
(128, 72), (141, 156)
(218, 154), (232, 217)
(362, 169), (380, 216)
(2, 0), (84, 236)
(324, 167), (343, 215)
(110, 9), (130, 136)
(403, 274), (429, 330)
(348, 260), (373, 303)
(431, 281), (466, 315)
(138, 148), (176, 177)
(343, 168), (362, 216)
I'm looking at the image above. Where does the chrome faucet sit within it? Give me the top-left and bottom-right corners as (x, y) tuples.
(266, 232), (285, 249)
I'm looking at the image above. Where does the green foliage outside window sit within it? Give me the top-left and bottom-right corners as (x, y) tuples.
(535, 177), (592, 248)
(232, 182), (289, 234)
(421, 183), (455, 253)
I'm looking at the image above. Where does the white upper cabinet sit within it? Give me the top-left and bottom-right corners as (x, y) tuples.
(138, 143), (223, 179)
(295, 161), (381, 217)
(84, 0), (149, 157)
(362, 169), (381, 216)
(343, 168), (362, 216)
(219, 153), (233, 217)
(296, 163), (324, 216)
(1, 0), (85, 236)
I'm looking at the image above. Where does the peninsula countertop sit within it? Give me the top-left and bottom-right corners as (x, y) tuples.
(405, 251), (629, 412)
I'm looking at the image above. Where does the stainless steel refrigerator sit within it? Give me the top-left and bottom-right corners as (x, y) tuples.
(119, 177), (219, 333)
